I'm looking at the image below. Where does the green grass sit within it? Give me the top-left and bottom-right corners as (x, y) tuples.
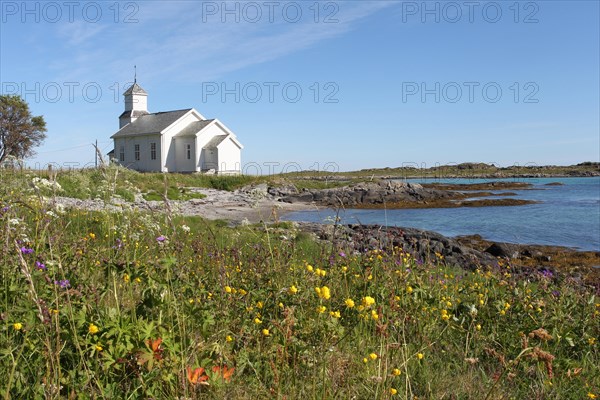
(0, 169), (598, 399)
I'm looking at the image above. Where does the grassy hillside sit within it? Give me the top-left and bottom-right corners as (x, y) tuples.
(0, 167), (598, 399)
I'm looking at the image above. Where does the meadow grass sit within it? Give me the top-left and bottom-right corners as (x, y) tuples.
(0, 168), (598, 399)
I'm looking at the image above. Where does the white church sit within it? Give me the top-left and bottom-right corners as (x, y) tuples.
(111, 81), (242, 173)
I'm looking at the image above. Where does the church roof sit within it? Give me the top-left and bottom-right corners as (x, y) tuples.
(174, 120), (215, 137)
(111, 109), (192, 138)
(203, 135), (228, 149)
(123, 82), (148, 96)
(119, 110), (149, 119)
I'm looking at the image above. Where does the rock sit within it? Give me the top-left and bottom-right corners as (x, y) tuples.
(267, 184), (298, 197)
(485, 243), (520, 259)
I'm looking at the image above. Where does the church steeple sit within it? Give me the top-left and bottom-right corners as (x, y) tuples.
(119, 69), (149, 128)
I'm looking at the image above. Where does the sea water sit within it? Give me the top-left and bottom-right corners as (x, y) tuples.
(282, 177), (600, 251)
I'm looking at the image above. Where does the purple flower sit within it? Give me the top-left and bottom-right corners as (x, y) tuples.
(339, 251), (346, 258)
(54, 279), (70, 289)
(113, 239), (123, 249)
(1, 206), (9, 213)
(540, 269), (554, 278)
(156, 235), (166, 243)
(35, 261), (46, 271)
(20, 247), (34, 255)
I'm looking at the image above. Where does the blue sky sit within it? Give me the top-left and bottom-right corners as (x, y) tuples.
(1, 0), (598, 173)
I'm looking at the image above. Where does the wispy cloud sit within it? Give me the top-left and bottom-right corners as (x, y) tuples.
(47, 1), (395, 83)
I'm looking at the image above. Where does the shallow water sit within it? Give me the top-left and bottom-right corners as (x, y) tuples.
(283, 177), (600, 251)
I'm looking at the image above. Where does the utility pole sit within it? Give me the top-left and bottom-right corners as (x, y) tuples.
(95, 140), (98, 168)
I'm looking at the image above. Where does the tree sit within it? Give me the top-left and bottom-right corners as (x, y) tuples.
(0, 94), (47, 163)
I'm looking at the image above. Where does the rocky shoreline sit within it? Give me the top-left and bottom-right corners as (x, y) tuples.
(296, 223), (600, 287)
(279, 180), (538, 209)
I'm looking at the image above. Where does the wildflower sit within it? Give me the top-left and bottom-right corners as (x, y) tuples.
(371, 309), (379, 320)
(417, 353), (424, 360)
(315, 286), (331, 300)
(123, 274), (130, 283)
(262, 329), (270, 336)
(392, 368), (401, 376)
(13, 323), (22, 331)
(35, 261), (46, 270)
(54, 279), (70, 289)
(339, 251), (346, 257)
(390, 388), (398, 395)
(254, 318), (262, 325)
(20, 247), (34, 255)
(289, 285), (298, 295)
(587, 393), (597, 399)
(224, 286), (232, 293)
(88, 323), (99, 335)
(476, 324), (482, 331)
(156, 235), (166, 243)
(256, 301), (263, 309)
(317, 305), (327, 313)
(306, 265), (314, 272)
(238, 288), (247, 296)
(187, 367), (209, 385)
(89, 233), (96, 239)
(345, 298), (355, 308)
(406, 286), (413, 294)
(212, 365), (235, 382)
(589, 337), (596, 346)
(369, 353), (378, 361)
(362, 296), (375, 308)
(363, 357), (368, 363)
(226, 335), (233, 342)
(95, 344), (103, 352)
(330, 310), (341, 319)
(181, 225), (191, 232)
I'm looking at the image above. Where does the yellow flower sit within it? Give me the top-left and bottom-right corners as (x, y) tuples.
(88, 323), (99, 335)
(238, 289), (247, 296)
(390, 388), (398, 395)
(89, 232), (95, 239)
(317, 305), (327, 314)
(224, 286), (232, 293)
(256, 301), (263, 309)
(588, 337), (596, 346)
(363, 357), (368, 363)
(306, 265), (314, 272)
(371, 310), (379, 320)
(123, 274), (130, 283)
(362, 296), (375, 308)
(320, 286), (330, 300)
(13, 323), (22, 331)
(329, 310), (341, 319)
(476, 324), (482, 331)
(406, 286), (413, 294)
(392, 368), (401, 376)
(417, 353), (424, 360)
(499, 310), (506, 316)
(226, 335), (233, 342)
(95, 344), (103, 352)
(262, 329), (270, 336)
(254, 318), (262, 325)
(369, 353), (378, 360)
(289, 285), (298, 295)
(587, 393), (597, 399)
(345, 298), (355, 308)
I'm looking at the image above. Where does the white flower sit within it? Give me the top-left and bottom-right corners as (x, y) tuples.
(9, 218), (20, 226)
(181, 225), (191, 232)
(45, 210), (58, 218)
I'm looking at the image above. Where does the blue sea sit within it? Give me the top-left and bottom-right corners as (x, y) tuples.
(283, 177), (600, 251)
